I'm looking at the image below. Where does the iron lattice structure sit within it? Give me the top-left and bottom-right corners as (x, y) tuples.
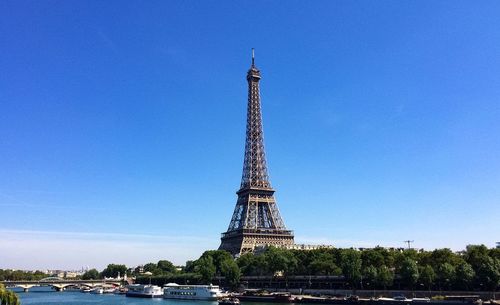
(219, 51), (294, 256)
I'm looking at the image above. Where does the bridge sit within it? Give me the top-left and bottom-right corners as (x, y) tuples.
(1, 277), (124, 292)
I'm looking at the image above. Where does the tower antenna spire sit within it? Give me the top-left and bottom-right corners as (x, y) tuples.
(252, 48), (255, 66)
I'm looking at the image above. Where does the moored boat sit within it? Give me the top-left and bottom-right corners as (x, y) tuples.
(163, 283), (223, 300)
(90, 287), (103, 294)
(64, 286), (81, 292)
(219, 297), (241, 305)
(114, 287), (127, 294)
(103, 287), (116, 294)
(126, 284), (163, 298)
(236, 292), (294, 303)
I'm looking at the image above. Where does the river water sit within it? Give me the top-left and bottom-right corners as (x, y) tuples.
(14, 287), (230, 305)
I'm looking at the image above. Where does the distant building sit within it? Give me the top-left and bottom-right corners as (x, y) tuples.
(358, 246), (425, 253)
(252, 244), (334, 255)
(64, 271), (77, 278)
(55, 271), (65, 278)
(496, 242), (500, 249)
(285, 244), (335, 251)
(134, 265), (144, 274)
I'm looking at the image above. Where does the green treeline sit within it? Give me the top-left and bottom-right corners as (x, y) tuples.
(0, 270), (48, 281)
(9, 244), (496, 293)
(135, 250), (240, 289)
(234, 245), (500, 292)
(135, 245), (500, 292)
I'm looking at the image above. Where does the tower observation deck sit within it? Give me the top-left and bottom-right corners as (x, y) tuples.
(219, 50), (294, 256)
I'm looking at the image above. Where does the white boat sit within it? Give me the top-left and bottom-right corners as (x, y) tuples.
(90, 287), (103, 294)
(412, 298), (431, 303)
(126, 284), (163, 298)
(219, 297), (241, 305)
(163, 283), (223, 300)
(103, 287), (116, 294)
(114, 287), (127, 294)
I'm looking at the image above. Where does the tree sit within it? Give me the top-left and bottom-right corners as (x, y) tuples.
(197, 256), (216, 284)
(400, 258), (419, 290)
(158, 260), (177, 274)
(419, 265), (435, 291)
(476, 257), (500, 291)
(455, 261), (475, 290)
(290, 250), (313, 275)
(340, 249), (362, 288)
(429, 249), (460, 268)
(396, 249), (419, 266)
(361, 248), (385, 269)
(362, 265), (378, 289)
(0, 284), (20, 305)
(0, 269), (48, 281)
(199, 250), (234, 276)
(489, 248), (500, 261)
(82, 268), (100, 280)
(309, 252), (341, 276)
(464, 245), (490, 270)
(380, 248), (397, 269)
(436, 263), (455, 290)
(237, 253), (267, 276)
(101, 264), (127, 278)
(221, 258), (241, 290)
(184, 260), (196, 273)
(237, 253), (255, 276)
(143, 263), (161, 275)
(264, 247), (289, 275)
(264, 247), (297, 276)
(376, 265), (394, 290)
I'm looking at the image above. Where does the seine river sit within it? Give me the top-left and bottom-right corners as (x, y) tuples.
(14, 288), (227, 305)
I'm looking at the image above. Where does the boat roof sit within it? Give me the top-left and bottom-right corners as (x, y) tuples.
(127, 284), (159, 288)
(164, 283), (219, 288)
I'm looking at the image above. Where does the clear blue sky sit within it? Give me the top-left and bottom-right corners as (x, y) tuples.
(1, 1), (499, 270)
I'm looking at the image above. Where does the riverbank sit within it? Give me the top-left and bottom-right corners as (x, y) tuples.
(266, 289), (498, 301)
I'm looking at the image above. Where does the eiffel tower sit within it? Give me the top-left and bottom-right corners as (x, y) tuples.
(219, 50), (294, 256)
